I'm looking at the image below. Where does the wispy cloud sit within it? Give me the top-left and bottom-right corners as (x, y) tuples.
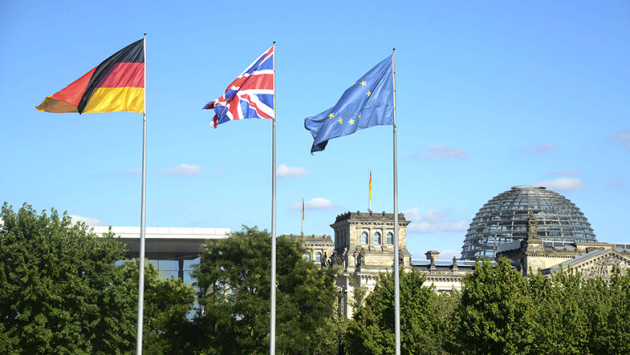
(288, 197), (337, 210)
(612, 130), (630, 148)
(611, 181), (624, 189)
(212, 169), (224, 176)
(519, 142), (557, 154)
(159, 164), (204, 176)
(277, 163), (309, 178)
(70, 215), (105, 226)
(403, 207), (469, 233)
(121, 167), (141, 175)
(414, 144), (468, 160)
(546, 169), (580, 176)
(536, 177), (586, 192)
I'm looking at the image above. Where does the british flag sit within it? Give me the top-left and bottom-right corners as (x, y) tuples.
(203, 46), (274, 128)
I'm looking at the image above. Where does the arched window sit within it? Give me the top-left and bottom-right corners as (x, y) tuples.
(316, 252), (322, 263)
(387, 232), (393, 245)
(361, 232), (368, 244)
(374, 232), (382, 245)
(304, 252), (311, 261)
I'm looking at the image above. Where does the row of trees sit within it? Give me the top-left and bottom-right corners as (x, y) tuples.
(0, 203), (342, 354)
(2, 203), (630, 354)
(350, 259), (630, 355)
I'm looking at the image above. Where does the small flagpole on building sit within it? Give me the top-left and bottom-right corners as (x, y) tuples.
(270, 41), (277, 355)
(369, 168), (372, 213)
(136, 33), (148, 355)
(302, 196), (304, 236)
(392, 48), (401, 355)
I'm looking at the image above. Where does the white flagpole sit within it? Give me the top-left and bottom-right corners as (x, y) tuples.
(136, 33), (148, 355)
(270, 41), (277, 355)
(301, 196), (304, 236)
(392, 48), (401, 355)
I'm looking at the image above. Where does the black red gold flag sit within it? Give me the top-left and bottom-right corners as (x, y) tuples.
(36, 39), (144, 114)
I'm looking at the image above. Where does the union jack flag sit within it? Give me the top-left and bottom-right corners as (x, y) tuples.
(203, 46), (274, 128)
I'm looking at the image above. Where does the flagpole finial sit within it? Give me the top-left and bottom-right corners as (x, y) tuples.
(273, 41), (276, 45)
(144, 33), (147, 36)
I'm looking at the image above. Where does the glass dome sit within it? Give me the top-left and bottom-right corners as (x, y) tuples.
(461, 186), (596, 260)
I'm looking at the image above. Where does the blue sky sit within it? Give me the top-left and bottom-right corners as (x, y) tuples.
(1, 1), (629, 259)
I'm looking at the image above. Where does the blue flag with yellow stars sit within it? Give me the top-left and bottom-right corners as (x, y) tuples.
(304, 55), (394, 153)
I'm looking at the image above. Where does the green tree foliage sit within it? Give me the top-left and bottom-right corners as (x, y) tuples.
(7, 202), (630, 355)
(346, 269), (454, 355)
(598, 268), (630, 354)
(580, 276), (612, 354)
(0, 203), (196, 355)
(527, 265), (630, 355)
(191, 226), (342, 355)
(450, 258), (536, 355)
(528, 269), (591, 354)
(122, 260), (196, 355)
(0, 203), (135, 354)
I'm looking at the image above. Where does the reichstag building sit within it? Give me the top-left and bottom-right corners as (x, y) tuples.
(96, 185), (630, 317)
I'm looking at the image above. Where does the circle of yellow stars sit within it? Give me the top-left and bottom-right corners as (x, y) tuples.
(328, 80), (370, 126)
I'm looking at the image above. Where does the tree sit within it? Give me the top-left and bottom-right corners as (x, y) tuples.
(121, 260), (196, 355)
(450, 258), (536, 355)
(580, 275), (612, 354)
(346, 269), (453, 355)
(0, 203), (197, 355)
(528, 268), (591, 355)
(0, 203), (135, 354)
(190, 226), (341, 355)
(598, 268), (630, 354)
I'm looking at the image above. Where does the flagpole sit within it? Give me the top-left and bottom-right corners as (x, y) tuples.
(369, 168), (372, 212)
(270, 41), (277, 355)
(392, 48), (401, 355)
(136, 33), (147, 355)
(301, 196), (304, 236)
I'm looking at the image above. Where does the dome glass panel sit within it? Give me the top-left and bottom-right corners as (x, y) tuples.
(461, 186), (596, 260)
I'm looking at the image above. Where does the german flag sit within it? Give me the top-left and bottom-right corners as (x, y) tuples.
(36, 39), (144, 114)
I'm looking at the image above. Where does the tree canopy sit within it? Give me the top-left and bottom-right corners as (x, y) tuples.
(0, 203), (195, 355)
(346, 269), (455, 355)
(191, 225), (343, 355)
(449, 258), (630, 355)
(0, 203), (136, 354)
(5, 202), (630, 355)
(450, 258), (536, 355)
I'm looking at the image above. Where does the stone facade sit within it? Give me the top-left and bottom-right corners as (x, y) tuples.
(281, 233), (334, 266)
(542, 248), (630, 280)
(412, 251), (480, 294)
(287, 211), (482, 316)
(287, 209), (630, 318)
(497, 212), (630, 282)
(499, 240), (630, 282)
(328, 211), (411, 318)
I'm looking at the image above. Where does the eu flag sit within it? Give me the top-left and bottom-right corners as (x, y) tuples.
(304, 55), (394, 153)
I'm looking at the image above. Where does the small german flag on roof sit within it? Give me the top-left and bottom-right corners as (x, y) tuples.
(36, 39), (144, 114)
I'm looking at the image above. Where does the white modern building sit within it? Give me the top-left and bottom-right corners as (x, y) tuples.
(92, 226), (230, 283)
